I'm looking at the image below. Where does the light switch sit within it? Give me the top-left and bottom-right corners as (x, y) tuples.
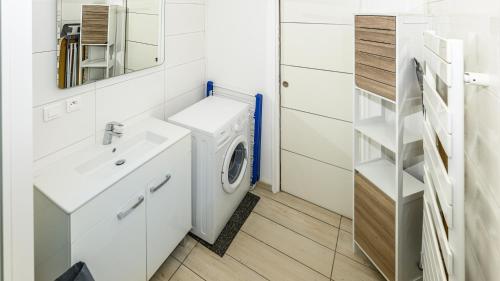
(43, 103), (63, 122)
(66, 97), (81, 113)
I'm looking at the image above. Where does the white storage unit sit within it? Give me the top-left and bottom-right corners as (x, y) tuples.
(34, 128), (191, 281)
(421, 31), (465, 281)
(79, 4), (125, 83)
(353, 14), (428, 281)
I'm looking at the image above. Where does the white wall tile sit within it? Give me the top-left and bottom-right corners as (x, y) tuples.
(95, 71), (165, 129)
(164, 86), (205, 118)
(165, 4), (205, 35)
(166, 59), (205, 101)
(166, 32), (204, 67)
(33, 91), (96, 160)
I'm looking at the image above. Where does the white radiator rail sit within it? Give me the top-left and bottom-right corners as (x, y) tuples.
(421, 31), (465, 281)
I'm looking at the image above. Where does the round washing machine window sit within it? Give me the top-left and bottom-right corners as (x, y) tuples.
(222, 135), (249, 194)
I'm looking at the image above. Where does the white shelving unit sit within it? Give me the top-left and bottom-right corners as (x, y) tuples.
(79, 4), (124, 84)
(353, 14), (428, 281)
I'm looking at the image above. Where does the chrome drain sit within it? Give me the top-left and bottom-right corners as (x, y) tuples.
(115, 159), (126, 166)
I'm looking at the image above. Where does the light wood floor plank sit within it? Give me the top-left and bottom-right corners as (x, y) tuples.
(252, 186), (341, 227)
(242, 213), (334, 277)
(150, 256), (181, 281)
(170, 266), (205, 281)
(331, 253), (384, 281)
(340, 217), (353, 233)
(253, 196), (338, 249)
(184, 244), (268, 281)
(336, 230), (373, 268)
(227, 232), (329, 281)
(172, 235), (198, 262)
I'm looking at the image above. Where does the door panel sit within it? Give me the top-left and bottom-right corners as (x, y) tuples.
(281, 108), (352, 170)
(281, 23), (354, 73)
(281, 150), (353, 217)
(281, 65), (353, 121)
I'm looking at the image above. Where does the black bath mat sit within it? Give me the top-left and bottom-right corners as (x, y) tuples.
(190, 192), (260, 257)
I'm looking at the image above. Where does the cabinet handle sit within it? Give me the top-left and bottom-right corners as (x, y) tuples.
(117, 196), (144, 220)
(282, 81), (289, 88)
(150, 174), (172, 194)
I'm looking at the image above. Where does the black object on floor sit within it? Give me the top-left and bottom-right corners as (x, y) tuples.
(55, 262), (95, 281)
(190, 192), (260, 257)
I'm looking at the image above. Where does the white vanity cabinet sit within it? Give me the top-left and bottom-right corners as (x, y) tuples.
(146, 137), (192, 279)
(34, 132), (191, 281)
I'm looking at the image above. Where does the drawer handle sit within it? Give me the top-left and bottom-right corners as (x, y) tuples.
(117, 196), (144, 220)
(150, 174), (172, 194)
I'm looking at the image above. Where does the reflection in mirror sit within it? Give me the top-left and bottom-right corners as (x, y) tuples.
(57, 0), (163, 89)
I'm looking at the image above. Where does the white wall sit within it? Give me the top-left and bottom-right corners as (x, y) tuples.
(205, 0), (277, 185)
(32, 0), (206, 170)
(3, 1), (34, 280)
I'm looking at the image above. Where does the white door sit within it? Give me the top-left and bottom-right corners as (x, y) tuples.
(146, 138), (192, 279)
(280, 1), (357, 217)
(221, 135), (249, 194)
(71, 190), (147, 281)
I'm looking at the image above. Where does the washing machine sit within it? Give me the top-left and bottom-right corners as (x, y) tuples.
(168, 96), (251, 244)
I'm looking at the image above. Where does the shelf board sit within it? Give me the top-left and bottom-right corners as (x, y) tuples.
(355, 115), (423, 152)
(356, 86), (396, 104)
(81, 59), (107, 68)
(356, 159), (424, 202)
(355, 117), (396, 151)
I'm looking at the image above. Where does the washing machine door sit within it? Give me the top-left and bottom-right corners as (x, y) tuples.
(221, 135), (249, 194)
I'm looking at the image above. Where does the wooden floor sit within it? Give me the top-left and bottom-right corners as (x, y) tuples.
(151, 185), (384, 281)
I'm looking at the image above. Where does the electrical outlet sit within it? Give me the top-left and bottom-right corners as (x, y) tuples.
(43, 103), (63, 122)
(66, 97), (81, 113)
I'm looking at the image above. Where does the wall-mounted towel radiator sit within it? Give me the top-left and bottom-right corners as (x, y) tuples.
(421, 30), (466, 281)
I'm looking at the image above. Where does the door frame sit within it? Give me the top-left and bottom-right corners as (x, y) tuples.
(271, 0), (280, 193)
(1, 0), (34, 280)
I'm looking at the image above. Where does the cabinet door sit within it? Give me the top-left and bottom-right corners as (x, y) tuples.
(146, 137), (192, 279)
(71, 190), (147, 281)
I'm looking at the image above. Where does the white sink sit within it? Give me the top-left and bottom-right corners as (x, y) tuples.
(34, 118), (191, 214)
(76, 131), (167, 177)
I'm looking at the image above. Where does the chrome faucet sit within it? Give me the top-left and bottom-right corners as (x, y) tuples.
(103, 121), (124, 145)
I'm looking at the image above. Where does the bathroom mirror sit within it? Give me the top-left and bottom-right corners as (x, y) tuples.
(56, 0), (164, 89)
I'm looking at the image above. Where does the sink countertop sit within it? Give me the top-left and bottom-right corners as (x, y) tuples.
(34, 118), (191, 214)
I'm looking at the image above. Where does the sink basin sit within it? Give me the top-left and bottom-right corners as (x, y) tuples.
(34, 118), (191, 214)
(76, 131), (167, 176)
